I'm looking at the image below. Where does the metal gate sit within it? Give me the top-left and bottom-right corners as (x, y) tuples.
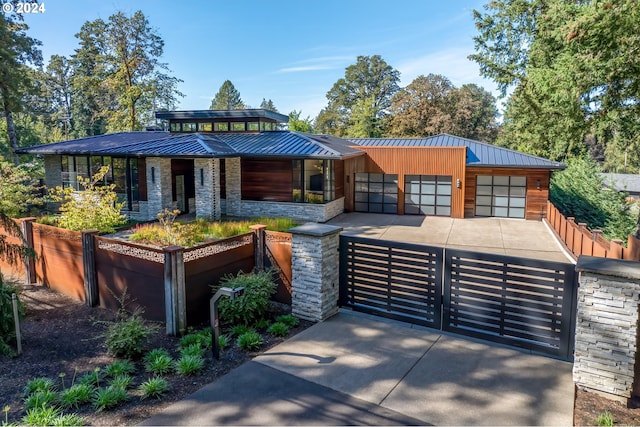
(339, 235), (578, 361)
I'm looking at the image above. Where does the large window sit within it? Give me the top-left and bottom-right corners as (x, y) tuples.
(214, 122), (229, 131)
(231, 122), (245, 131)
(198, 122), (212, 132)
(292, 159), (334, 204)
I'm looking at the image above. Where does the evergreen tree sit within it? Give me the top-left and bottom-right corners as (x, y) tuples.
(210, 80), (245, 110)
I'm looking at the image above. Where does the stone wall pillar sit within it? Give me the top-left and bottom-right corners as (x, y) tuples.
(290, 223), (343, 322)
(225, 157), (241, 217)
(194, 158), (221, 220)
(44, 155), (63, 188)
(146, 157), (172, 220)
(574, 256), (640, 403)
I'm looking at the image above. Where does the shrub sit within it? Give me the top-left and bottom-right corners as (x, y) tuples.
(252, 319), (270, 330)
(217, 334), (229, 351)
(230, 324), (254, 337)
(596, 410), (614, 427)
(23, 377), (56, 397)
(0, 275), (23, 356)
(77, 369), (102, 388)
(59, 384), (93, 409)
(23, 390), (58, 410)
(104, 360), (136, 378)
(139, 376), (170, 400)
(108, 374), (132, 390)
(174, 354), (205, 376)
(180, 328), (212, 351)
(268, 322), (289, 337)
(276, 314), (299, 328)
(92, 386), (128, 412)
(145, 352), (174, 375)
(21, 405), (84, 426)
(105, 315), (150, 359)
(236, 331), (263, 351)
(179, 343), (205, 358)
(47, 166), (126, 233)
(215, 270), (277, 326)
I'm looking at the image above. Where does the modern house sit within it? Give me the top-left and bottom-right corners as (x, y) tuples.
(19, 109), (564, 222)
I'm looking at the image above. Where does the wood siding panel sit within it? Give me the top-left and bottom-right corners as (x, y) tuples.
(335, 160), (345, 200)
(355, 147), (467, 218)
(465, 167), (551, 220)
(343, 156), (367, 212)
(241, 158), (293, 202)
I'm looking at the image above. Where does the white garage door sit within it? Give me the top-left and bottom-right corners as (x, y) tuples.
(475, 175), (526, 218)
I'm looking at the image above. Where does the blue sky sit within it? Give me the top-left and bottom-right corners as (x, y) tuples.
(17, 0), (496, 118)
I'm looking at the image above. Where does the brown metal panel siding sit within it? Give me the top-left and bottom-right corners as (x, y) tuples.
(343, 156), (367, 212)
(335, 160), (345, 199)
(465, 167), (551, 220)
(241, 157), (293, 202)
(357, 147), (467, 218)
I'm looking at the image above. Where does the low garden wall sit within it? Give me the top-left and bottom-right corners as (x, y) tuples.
(265, 230), (292, 305)
(0, 218), (30, 281)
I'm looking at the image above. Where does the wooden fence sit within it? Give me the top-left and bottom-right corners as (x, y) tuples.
(545, 201), (640, 261)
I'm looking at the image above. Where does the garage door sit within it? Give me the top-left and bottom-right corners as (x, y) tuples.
(475, 175), (526, 218)
(354, 173), (398, 214)
(404, 175), (452, 216)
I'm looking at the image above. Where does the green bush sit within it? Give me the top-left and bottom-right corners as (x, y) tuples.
(59, 384), (93, 409)
(104, 360), (136, 378)
(550, 157), (637, 241)
(596, 410), (614, 427)
(105, 315), (150, 359)
(179, 328), (212, 350)
(0, 275), (23, 356)
(21, 405), (84, 426)
(236, 331), (263, 351)
(217, 334), (229, 351)
(174, 354), (205, 376)
(92, 386), (128, 412)
(145, 352), (174, 375)
(229, 324), (254, 337)
(23, 390), (58, 410)
(108, 374), (132, 390)
(139, 376), (170, 400)
(275, 314), (299, 328)
(23, 377), (56, 397)
(179, 343), (205, 358)
(268, 322), (290, 337)
(77, 369), (102, 388)
(215, 270), (277, 326)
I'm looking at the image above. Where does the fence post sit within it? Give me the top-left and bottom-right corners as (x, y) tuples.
(250, 224), (266, 271)
(164, 245), (186, 336)
(81, 230), (100, 307)
(20, 217), (36, 285)
(577, 223), (587, 256)
(610, 239), (624, 259)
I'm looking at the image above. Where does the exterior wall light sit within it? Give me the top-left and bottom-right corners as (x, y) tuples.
(200, 168), (204, 186)
(151, 167), (155, 183)
(210, 287), (245, 359)
(456, 178), (461, 189)
(536, 179), (541, 190)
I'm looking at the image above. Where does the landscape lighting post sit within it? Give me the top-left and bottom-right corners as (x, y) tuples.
(210, 287), (244, 360)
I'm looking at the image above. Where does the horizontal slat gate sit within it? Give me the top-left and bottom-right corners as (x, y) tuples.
(339, 235), (577, 361)
(339, 235), (443, 328)
(444, 249), (577, 360)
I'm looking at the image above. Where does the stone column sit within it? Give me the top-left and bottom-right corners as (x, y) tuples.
(194, 158), (221, 220)
(146, 157), (172, 220)
(574, 256), (640, 403)
(225, 157), (241, 217)
(290, 223), (343, 322)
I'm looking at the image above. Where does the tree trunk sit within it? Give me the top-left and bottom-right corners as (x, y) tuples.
(129, 103), (136, 131)
(2, 92), (19, 165)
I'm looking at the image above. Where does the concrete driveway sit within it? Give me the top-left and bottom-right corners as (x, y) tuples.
(327, 213), (574, 263)
(143, 311), (574, 426)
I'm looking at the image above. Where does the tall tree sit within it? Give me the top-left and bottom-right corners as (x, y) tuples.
(0, 11), (42, 163)
(259, 98), (278, 112)
(210, 80), (244, 110)
(43, 55), (73, 138)
(288, 110), (313, 133)
(316, 55), (400, 137)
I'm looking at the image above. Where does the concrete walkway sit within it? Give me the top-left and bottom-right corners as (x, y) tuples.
(143, 311), (574, 426)
(327, 213), (574, 263)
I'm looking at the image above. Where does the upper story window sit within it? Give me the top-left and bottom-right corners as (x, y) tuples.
(170, 122), (179, 132)
(215, 122), (229, 131)
(198, 122), (212, 132)
(247, 122), (259, 131)
(182, 123), (197, 132)
(231, 122), (245, 131)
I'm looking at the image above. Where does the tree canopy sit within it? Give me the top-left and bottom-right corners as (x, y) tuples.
(210, 80), (245, 110)
(259, 98), (278, 112)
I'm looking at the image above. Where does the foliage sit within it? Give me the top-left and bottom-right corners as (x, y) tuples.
(179, 343), (205, 358)
(21, 405), (84, 427)
(215, 270), (277, 326)
(217, 334), (229, 351)
(139, 376), (169, 400)
(550, 157), (636, 241)
(23, 390), (58, 411)
(47, 166), (126, 232)
(596, 410), (614, 427)
(59, 384), (93, 409)
(144, 352), (173, 375)
(174, 354), (205, 376)
(104, 360), (135, 378)
(288, 110), (313, 133)
(259, 98), (278, 112)
(236, 331), (263, 351)
(252, 319), (270, 330)
(267, 322), (289, 337)
(179, 328), (212, 351)
(92, 386), (128, 412)
(276, 314), (299, 328)
(0, 275), (23, 356)
(108, 374), (132, 390)
(23, 377), (56, 397)
(230, 324), (255, 337)
(210, 80), (245, 110)
(316, 55), (400, 137)
(104, 314), (151, 359)
(77, 370), (102, 388)
(0, 160), (43, 217)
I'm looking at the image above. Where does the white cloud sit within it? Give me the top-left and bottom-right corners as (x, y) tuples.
(278, 65), (334, 73)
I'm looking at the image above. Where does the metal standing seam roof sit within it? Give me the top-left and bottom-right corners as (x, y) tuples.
(16, 131), (364, 159)
(349, 133), (566, 169)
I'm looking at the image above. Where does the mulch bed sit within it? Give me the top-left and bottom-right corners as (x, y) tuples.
(0, 284), (311, 426)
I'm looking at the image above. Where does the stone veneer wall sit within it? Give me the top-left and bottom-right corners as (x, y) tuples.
(238, 198), (344, 222)
(574, 256), (640, 403)
(194, 158), (221, 220)
(44, 155), (63, 188)
(146, 157), (172, 220)
(290, 223), (343, 321)
(225, 157), (241, 216)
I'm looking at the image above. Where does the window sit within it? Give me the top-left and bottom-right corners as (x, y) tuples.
(170, 122), (179, 132)
(214, 122), (229, 131)
(231, 122), (245, 131)
(182, 123), (196, 132)
(198, 122), (212, 132)
(292, 159), (335, 203)
(247, 122), (259, 131)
